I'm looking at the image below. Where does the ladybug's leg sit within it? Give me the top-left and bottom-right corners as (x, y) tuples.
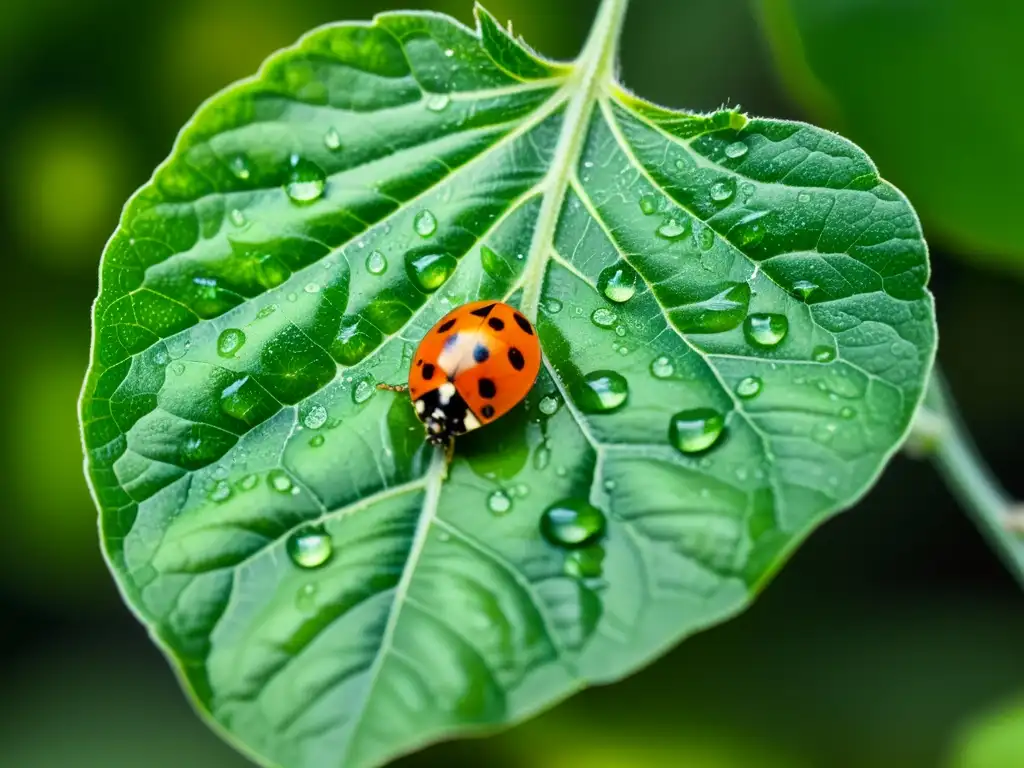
(376, 382), (408, 392)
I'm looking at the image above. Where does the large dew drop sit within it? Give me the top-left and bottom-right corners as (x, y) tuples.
(598, 263), (638, 303)
(744, 313), (789, 349)
(669, 408), (726, 455)
(406, 251), (456, 292)
(287, 526), (333, 569)
(366, 250), (387, 275)
(413, 209), (438, 238)
(216, 328), (246, 358)
(735, 376), (763, 399)
(285, 156), (326, 204)
(540, 499), (607, 549)
(487, 490), (512, 515)
(573, 371), (629, 414)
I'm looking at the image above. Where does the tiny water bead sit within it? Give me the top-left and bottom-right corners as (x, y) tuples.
(229, 154), (250, 180)
(216, 328), (246, 358)
(229, 208), (247, 227)
(693, 221), (715, 250)
(731, 211), (769, 248)
(323, 127), (342, 150)
(413, 209), (437, 237)
(302, 404), (328, 429)
(487, 490), (513, 515)
(669, 408), (726, 455)
(797, 192), (812, 203)
(285, 156), (326, 204)
(735, 376), (763, 399)
(353, 378), (376, 404)
(209, 480), (233, 503)
(296, 583), (319, 613)
(840, 406), (858, 420)
(744, 313), (789, 349)
(366, 250), (387, 275)
(287, 526), (334, 569)
(656, 218), (689, 240)
(792, 280), (818, 301)
(406, 251), (456, 292)
(426, 93), (451, 111)
(268, 469), (295, 494)
(565, 546), (605, 579)
(539, 395), (561, 416)
(480, 245), (513, 280)
(639, 194), (658, 215)
(725, 141), (749, 159)
(650, 355), (675, 379)
(813, 345), (837, 363)
(709, 179), (735, 202)
(598, 263), (638, 303)
(591, 307), (617, 328)
(574, 370), (629, 414)
(238, 474), (259, 491)
(540, 499), (607, 549)
(309, 434), (326, 448)
(544, 297), (564, 314)
(533, 443), (552, 470)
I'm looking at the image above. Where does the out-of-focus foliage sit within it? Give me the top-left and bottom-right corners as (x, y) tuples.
(760, 0), (1024, 274)
(950, 695), (1024, 768)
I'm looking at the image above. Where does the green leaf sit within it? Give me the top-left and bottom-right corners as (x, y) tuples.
(759, 0), (1024, 273)
(79, 2), (936, 766)
(950, 696), (1024, 768)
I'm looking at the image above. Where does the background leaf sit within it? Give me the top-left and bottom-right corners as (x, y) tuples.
(759, 0), (1024, 274)
(80, 3), (936, 767)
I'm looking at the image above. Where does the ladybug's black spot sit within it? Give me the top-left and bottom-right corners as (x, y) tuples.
(421, 363), (436, 380)
(416, 359), (423, 367)
(481, 404), (495, 419)
(488, 317), (505, 331)
(508, 347), (525, 371)
(478, 378), (496, 399)
(513, 312), (534, 335)
(436, 318), (457, 334)
(470, 303), (496, 317)
(473, 344), (490, 363)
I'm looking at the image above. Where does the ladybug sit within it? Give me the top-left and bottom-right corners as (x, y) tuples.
(408, 300), (541, 446)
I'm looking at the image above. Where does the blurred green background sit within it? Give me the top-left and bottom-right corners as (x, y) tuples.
(2, 0), (1023, 766)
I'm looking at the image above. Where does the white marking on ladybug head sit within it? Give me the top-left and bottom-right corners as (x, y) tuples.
(463, 411), (481, 431)
(431, 408), (446, 420)
(415, 399), (426, 414)
(437, 381), (457, 405)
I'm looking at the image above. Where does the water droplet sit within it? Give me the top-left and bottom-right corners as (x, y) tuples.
(573, 371), (629, 414)
(323, 127), (341, 150)
(487, 490), (512, 515)
(309, 434), (326, 448)
(413, 209), (437, 237)
(639, 194), (658, 215)
(216, 328), (246, 358)
(650, 356), (674, 379)
(744, 313), (789, 349)
(669, 408), (726, 455)
(533, 443), (552, 470)
(813, 345), (836, 363)
(238, 474), (259, 491)
(656, 218), (690, 240)
(209, 480), (232, 503)
(285, 155), (326, 204)
(709, 179), (735, 202)
(565, 546), (605, 579)
(444, 48), (455, 57)
(480, 245), (512, 280)
(540, 499), (606, 549)
(797, 192), (811, 203)
(725, 141), (749, 159)
(544, 298), (564, 314)
(791, 280), (818, 301)
(304, 282), (320, 294)
(353, 377), (376, 404)
(287, 526), (333, 569)
(731, 211), (769, 248)
(539, 395), (561, 416)
(591, 307), (617, 328)
(229, 154), (250, 180)
(426, 93), (451, 111)
(735, 376), (763, 399)
(229, 208), (247, 227)
(268, 469), (294, 494)
(671, 282), (750, 334)
(363, 250), (388, 276)
(303, 404), (328, 429)
(405, 251), (456, 292)
(694, 221), (715, 250)
(598, 263), (638, 303)
(171, 362), (185, 376)
(296, 582), (319, 613)
(840, 406), (857, 420)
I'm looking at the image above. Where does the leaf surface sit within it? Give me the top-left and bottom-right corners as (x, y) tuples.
(80, 3), (936, 767)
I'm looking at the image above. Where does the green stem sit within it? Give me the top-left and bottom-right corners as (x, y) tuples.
(921, 371), (1024, 584)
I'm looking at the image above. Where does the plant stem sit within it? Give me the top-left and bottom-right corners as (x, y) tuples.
(920, 371), (1024, 584)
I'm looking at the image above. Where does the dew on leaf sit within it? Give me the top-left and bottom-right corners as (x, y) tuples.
(639, 194), (658, 215)
(725, 141), (749, 159)
(693, 221), (715, 250)
(267, 469), (295, 494)
(353, 377), (376, 404)
(533, 443), (552, 471)
(744, 313), (789, 349)
(302, 404), (328, 430)
(540, 498), (606, 549)
(287, 526), (333, 569)
(591, 307), (617, 328)
(285, 156), (326, 204)
(309, 434), (326, 448)
(792, 279), (819, 300)
(229, 208), (247, 227)
(565, 545), (605, 579)
(238, 474), (258, 491)
(209, 480), (232, 503)
(405, 251), (456, 292)
(366, 250), (387, 275)
(656, 218), (689, 240)
(669, 408), (726, 455)
(228, 154), (250, 180)
(323, 127), (342, 150)
(731, 211), (769, 248)
(841, 406), (857, 420)
(650, 356), (674, 379)
(709, 179), (735, 202)
(487, 490), (512, 515)
(216, 328), (246, 358)
(539, 395), (561, 416)
(598, 263), (638, 303)
(573, 371), (629, 414)
(735, 376), (763, 399)
(426, 93), (451, 111)
(813, 345), (837, 363)
(797, 192), (811, 203)
(544, 298), (564, 314)
(413, 209), (437, 237)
